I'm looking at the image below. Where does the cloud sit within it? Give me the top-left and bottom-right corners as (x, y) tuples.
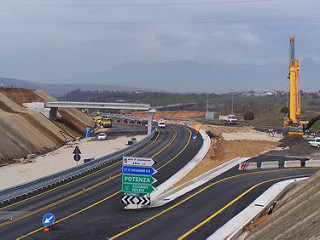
(238, 32), (261, 45)
(0, 0), (319, 86)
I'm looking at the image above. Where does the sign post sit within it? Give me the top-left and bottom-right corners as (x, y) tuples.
(73, 146), (81, 165)
(121, 156), (157, 207)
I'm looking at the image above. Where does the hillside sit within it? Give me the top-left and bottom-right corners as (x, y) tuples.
(0, 77), (156, 98)
(0, 88), (95, 163)
(244, 170), (320, 240)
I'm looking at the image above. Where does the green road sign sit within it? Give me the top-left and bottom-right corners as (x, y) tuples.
(122, 183), (155, 194)
(122, 174), (157, 185)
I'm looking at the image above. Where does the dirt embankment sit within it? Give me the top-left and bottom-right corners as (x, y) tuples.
(173, 123), (282, 187)
(0, 88), (95, 163)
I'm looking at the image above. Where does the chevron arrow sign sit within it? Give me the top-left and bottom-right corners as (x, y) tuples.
(121, 195), (151, 206)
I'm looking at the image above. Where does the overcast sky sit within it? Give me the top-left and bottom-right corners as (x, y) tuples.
(0, 0), (320, 85)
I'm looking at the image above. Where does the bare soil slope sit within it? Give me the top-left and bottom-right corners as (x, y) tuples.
(0, 88), (95, 163)
(173, 123), (282, 187)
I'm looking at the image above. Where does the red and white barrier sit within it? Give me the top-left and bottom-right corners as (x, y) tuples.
(239, 162), (257, 170)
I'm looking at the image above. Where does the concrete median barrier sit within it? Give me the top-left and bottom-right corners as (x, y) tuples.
(305, 160), (320, 168)
(261, 161), (279, 169)
(284, 160), (301, 168)
(239, 162), (257, 170)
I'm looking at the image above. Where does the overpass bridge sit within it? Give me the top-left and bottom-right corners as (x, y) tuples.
(44, 101), (155, 134)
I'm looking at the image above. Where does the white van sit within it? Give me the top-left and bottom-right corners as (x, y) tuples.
(158, 121), (166, 128)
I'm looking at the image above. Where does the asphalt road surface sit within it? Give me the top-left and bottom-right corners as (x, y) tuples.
(0, 124), (203, 239)
(1, 124), (318, 240)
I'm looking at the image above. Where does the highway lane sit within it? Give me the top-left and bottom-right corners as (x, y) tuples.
(0, 124), (202, 239)
(108, 168), (318, 240)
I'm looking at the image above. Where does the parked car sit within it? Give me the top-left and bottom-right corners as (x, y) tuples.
(97, 132), (107, 140)
(308, 137), (320, 148)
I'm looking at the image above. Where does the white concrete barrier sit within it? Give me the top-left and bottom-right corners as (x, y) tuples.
(284, 160), (301, 168)
(305, 160), (320, 168)
(261, 161), (279, 169)
(239, 162), (257, 170)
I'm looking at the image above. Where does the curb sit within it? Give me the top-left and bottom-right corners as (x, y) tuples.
(208, 177), (308, 240)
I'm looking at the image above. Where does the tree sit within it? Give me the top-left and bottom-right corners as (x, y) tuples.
(281, 106), (289, 114)
(243, 111), (254, 120)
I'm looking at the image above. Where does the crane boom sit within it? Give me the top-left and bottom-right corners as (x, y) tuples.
(283, 37), (305, 136)
(288, 37), (300, 123)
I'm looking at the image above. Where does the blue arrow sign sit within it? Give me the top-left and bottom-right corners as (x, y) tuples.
(122, 165), (157, 176)
(192, 135), (197, 141)
(42, 213), (55, 226)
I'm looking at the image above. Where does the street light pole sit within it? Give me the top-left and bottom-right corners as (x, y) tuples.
(206, 93), (209, 112)
(231, 89), (234, 115)
(64, 85), (67, 101)
(286, 87), (289, 108)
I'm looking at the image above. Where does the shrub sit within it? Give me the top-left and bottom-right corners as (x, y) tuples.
(243, 111), (254, 120)
(280, 106), (289, 114)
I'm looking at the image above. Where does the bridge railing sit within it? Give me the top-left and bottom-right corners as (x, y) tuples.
(0, 130), (156, 204)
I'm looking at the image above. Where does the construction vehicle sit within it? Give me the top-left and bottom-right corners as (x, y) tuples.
(94, 116), (103, 125)
(219, 115), (237, 125)
(283, 37), (307, 136)
(101, 118), (112, 128)
(81, 109), (88, 114)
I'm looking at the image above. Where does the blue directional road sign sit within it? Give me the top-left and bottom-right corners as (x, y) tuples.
(122, 165), (157, 176)
(42, 213), (55, 226)
(192, 135), (197, 141)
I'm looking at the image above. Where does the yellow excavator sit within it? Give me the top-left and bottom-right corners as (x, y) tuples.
(283, 37), (308, 136)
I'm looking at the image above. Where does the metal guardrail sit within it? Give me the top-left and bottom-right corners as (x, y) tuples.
(0, 130), (156, 204)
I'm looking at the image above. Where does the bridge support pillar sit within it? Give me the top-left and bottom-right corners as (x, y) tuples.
(49, 107), (58, 120)
(146, 109), (156, 135)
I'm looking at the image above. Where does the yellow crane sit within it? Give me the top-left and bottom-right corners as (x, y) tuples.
(283, 37), (307, 135)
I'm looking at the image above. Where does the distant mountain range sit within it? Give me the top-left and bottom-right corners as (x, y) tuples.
(59, 58), (320, 93)
(0, 77), (155, 98)
(1, 58), (319, 97)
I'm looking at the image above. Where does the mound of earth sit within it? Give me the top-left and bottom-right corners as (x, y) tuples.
(172, 124), (282, 187)
(265, 135), (319, 158)
(0, 88), (95, 163)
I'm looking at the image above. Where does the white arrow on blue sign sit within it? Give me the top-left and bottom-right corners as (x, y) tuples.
(42, 213), (55, 226)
